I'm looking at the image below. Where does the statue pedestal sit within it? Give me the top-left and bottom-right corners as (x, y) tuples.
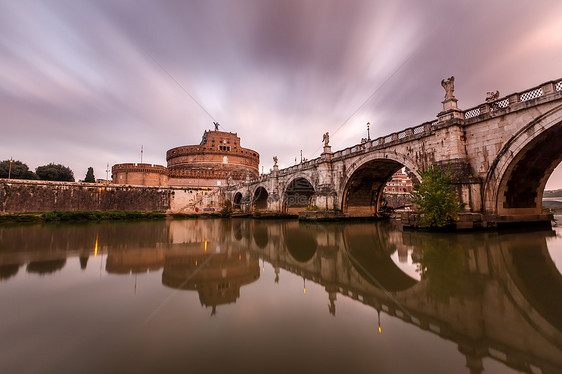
(442, 97), (458, 111)
(321, 145), (332, 160)
(438, 109), (464, 122)
(438, 98), (464, 123)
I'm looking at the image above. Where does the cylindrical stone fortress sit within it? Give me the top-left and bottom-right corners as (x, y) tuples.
(166, 130), (259, 187)
(112, 163), (168, 186)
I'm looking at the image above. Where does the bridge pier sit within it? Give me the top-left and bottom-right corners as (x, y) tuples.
(313, 185), (338, 211)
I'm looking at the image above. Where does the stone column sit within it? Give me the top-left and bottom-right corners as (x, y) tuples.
(436, 77), (482, 212)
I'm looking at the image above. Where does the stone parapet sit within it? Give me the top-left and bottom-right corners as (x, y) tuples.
(463, 77), (562, 125)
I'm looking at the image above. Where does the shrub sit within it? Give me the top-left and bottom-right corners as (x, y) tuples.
(411, 164), (463, 228)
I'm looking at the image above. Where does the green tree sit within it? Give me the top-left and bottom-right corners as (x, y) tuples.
(0, 160), (37, 180)
(411, 164), (463, 228)
(36, 163), (75, 182)
(84, 167), (95, 183)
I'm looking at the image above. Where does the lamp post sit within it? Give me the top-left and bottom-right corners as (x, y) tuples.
(378, 308), (382, 334)
(8, 158), (14, 179)
(367, 122), (371, 141)
(300, 150), (303, 163)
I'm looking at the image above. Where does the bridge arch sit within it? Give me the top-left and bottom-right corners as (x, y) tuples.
(283, 224), (318, 263)
(341, 152), (421, 215)
(252, 185), (269, 212)
(343, 224), (418, 292)
(252, 220), (269, 249)
(283, 177), (315, 214)
(484, 232), (562, 347)
(483, 104), (562, 215)
(233, 192), (243, 210)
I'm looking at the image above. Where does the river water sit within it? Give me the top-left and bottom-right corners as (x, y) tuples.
(0, 218), (561, 374)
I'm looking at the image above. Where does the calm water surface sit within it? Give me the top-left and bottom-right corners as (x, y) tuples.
(1, 218), (561, 374)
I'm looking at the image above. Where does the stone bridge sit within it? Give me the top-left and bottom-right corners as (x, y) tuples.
(226, 77), (562, 225)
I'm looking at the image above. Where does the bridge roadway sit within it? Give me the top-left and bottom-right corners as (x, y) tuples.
(2, 220), (561, 373)
(226, 78), (562, 226)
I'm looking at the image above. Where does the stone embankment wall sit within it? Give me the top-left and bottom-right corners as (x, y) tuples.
(383, 192), (412, 209)
(0, 179), (223, 213)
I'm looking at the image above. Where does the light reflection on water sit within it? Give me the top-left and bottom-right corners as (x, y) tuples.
(0, 219), (561, 374)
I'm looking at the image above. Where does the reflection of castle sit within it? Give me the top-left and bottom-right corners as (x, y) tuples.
(162, 242), (259, 312)
(111, 128), (259, 187)
(106, 248), (165, 274)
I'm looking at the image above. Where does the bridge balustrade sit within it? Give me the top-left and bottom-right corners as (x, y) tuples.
(519, 87), (543, 102)
(413, 125), (425, 135)
(463, 78), (562, 120)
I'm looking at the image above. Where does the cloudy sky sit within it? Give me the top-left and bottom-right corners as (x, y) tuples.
(1, 0), (561, 188)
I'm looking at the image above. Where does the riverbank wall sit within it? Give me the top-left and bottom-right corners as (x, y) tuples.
(0, 179), (223, 214)
(384, 192), (412, 209)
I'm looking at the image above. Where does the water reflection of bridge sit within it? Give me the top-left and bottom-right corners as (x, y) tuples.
(0, 220), (561, 373)
(235, 220), (562, 374)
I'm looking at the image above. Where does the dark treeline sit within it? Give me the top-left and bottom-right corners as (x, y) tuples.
(0, 160), (75, 182)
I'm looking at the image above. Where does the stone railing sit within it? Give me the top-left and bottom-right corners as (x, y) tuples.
(330, 120), (435, 161)
(169, 168), (226, 179)
(244, 173), (270, 185)
(463, 78), (562, 120)
(273, 155), (327, 178)
(249, 119), (436, 182)
(166, 144), (260, 161)
(112, 163), (168, 175)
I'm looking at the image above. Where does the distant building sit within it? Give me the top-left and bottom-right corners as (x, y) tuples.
(96, 179), (111, 185)
(384, 168), (413, 193)
(112, 128), (259, 187)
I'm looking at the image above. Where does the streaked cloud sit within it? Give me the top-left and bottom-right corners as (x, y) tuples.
(0, 0), (561, 187)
